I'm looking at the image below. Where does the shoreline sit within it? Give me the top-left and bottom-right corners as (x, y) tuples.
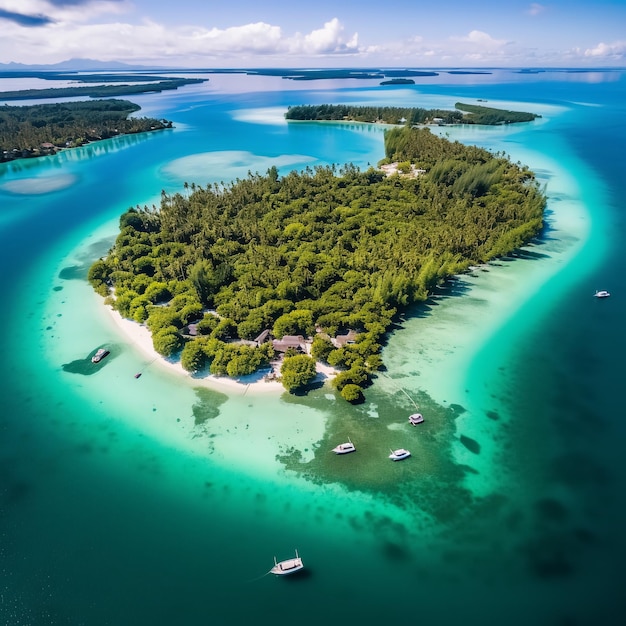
(105, 305), (338, 395)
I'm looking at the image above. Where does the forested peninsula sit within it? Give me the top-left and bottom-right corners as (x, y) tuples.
(89, 126), (545, 400)
(0, 75), (205, 101)
(285, 103), (540, 125)
(1, 100), (172, 162)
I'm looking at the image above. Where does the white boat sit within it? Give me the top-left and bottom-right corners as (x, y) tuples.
(270, 550), (304, 576)
(389, 448), (411, 461)
(594, 290), (611, 298)
(408, 413), (424, 425)
(332, 438), (355, 454)
(91, 348), (110, 363)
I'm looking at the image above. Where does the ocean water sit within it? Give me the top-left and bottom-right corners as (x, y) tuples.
(1, 69), (625, 625)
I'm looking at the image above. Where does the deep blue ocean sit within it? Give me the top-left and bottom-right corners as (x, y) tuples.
(1, 69), (625, 625)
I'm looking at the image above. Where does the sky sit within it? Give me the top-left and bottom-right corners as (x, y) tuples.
(0, 0), (625, 68)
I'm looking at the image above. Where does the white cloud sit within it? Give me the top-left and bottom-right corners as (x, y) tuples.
(453, 30), (509, 49)
(527, 3), (546, 16)
(187, 22), (284, 54)
(362, 30), (556, 67)
(583, 41), (626, 58)
(0, 13), (360, 64)
(293, 18), (358, 55)
(1, 6), (624, 69)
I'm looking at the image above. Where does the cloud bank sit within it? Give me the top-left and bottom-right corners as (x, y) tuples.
(0, 0), (623, 67)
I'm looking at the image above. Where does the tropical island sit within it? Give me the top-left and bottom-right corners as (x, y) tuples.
(285, 103), (541, 125)
(88, 125), (545, 401)
(0, 99), (172, 162)
(380, 78), (416, 86)
(0, 73), (206, 101)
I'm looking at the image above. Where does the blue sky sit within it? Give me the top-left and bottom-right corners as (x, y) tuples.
(0, 0), (624, 67)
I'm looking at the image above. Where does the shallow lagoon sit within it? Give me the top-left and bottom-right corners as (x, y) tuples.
(1, 69), (624, 625)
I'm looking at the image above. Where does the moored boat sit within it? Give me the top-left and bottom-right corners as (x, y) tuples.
(270, 550), (304, 576)
(389, 448), (411, 461)
(409, 413), (424, 425)
(91, 348), (110, 363)
(594, 290), (610, 298)
(332, 437), (355, 454)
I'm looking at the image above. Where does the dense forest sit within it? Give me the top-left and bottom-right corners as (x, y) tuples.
(0, 99), (172, 160)
(89, 126), (545, 400)
(454, 102), (540, 124)
(0, 77), (205, 101)
(285, 103), (540, 125)
(286, 104), (463, 124)
(380, 79), (416, 85)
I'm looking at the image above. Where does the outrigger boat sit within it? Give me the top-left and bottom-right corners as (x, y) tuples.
(332, 437), (355, 454)
(270, 550), (304, 576)
(408, 413), (424, 425)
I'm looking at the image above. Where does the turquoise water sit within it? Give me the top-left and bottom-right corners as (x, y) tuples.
(1, 69), (625, 625)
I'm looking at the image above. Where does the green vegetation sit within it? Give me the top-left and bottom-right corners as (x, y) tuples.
(0, 99), (172, 161)
(286, 104), (462, 125)
(280, 355), (318, 391)
(285, 103), (540, 125)
(0, 76), (205, 101)
(89, 126), (545, 399)
(380, 79), (416, 85)
(454, 102), (540, 124)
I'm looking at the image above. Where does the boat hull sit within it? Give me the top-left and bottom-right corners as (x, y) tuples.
(389, 449), (411, 461)
(91, 349), (110, 363)
(271, 557), (304, 575)
(408, 413), (424, 425)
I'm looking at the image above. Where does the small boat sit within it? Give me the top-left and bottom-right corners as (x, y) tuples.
(91, 348), (110, 363)
(270, 550), (304, 576)
(389, 448), (411, 461)
(594, 290), (610, 298)
(134, 372), (142, 379)
(409, 413), (424, 425)
(332, 437), (355, 454)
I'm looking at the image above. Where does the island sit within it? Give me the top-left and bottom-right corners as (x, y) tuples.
(0, 73), (206, 101)
(199, 69), (438, 81)
(380, 78), (416, 86)
(285, 103), (541, 125)
(89, 125), (545, 401)
(0, 99), (172, 162)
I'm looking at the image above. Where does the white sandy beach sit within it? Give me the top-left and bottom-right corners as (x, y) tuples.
(106, 305), (338, 395)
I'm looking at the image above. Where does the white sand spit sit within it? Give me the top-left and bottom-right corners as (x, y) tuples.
(106, 306), (337, 395)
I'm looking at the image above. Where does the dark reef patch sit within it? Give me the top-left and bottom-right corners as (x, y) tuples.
(459, 435), (481, 454)
(192, 387), (228, 425)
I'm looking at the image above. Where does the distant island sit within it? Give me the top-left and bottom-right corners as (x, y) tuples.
(198, 68), (439, 80)
(89, 126), (545, 401)
(0, 100), (172, 162)
(380, 78), (416, 86)
(285, 103), (541, 125)
(0, 73), (206, 101)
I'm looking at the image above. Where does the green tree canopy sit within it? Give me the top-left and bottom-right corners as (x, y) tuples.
(280, 355), (318, 392)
